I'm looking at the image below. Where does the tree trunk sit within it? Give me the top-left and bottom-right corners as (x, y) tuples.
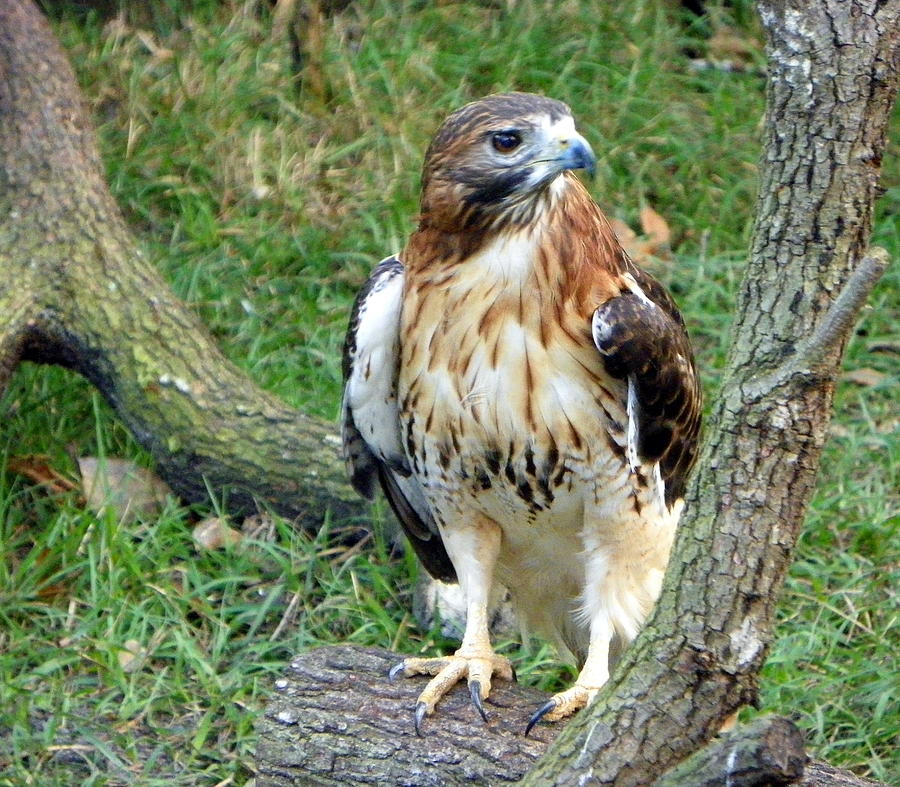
(254, 646), (887, 787)
(521, 2), (896, 784)
(0, 0), (365, 529)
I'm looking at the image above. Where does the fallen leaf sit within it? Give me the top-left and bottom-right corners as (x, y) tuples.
(609, 217), (637, 245)
(709, 26), (760, 64)
(7, 454), (79, 495)
(639, 205), (671, 249)
(117, 639), (146, 673)
(241, 513), (278, 541)
(609, 213), (673, 270)
(841, 368), (886, 387)
(688, 24), (764, 76)
(193, 517), (243, 550)
(78, 457), (172, 522)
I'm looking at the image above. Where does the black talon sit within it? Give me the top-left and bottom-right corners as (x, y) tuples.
(414, 701), (428, 736)
(388, 661), (407, 682)
(525, 699), (557, 736)
(469, 680), (489, 722)
(510, 664), (518, 683)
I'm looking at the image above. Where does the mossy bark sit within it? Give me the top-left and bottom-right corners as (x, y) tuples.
(522, 2), (896, 784)
(0, 0), (365, 528)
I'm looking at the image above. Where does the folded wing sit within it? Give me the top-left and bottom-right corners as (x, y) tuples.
(591, 265), (702, 505)
(341, 256), (456, 582)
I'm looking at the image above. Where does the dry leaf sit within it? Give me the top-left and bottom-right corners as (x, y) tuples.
(639, 205), (672, 249)
(78, 457), (172, 522)
(610, 213), (672, 270)
(609, 217), (650, 266)
(117, 639), (146, 673)
(241, 513), (278, 541)
(688, 25), (763, 76)
(841, 368), (886, 387)
(609, 217), (637, 245)
(7, 454), (79, 495)
(709, 26), (760, 64)
(193, 517), (243, 550)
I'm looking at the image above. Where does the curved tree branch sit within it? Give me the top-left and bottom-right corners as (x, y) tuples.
(0, 0), (365, 528)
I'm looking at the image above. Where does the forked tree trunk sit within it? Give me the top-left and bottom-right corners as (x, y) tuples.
(0, 0), (364, 528)
(522, 1), (896, 783)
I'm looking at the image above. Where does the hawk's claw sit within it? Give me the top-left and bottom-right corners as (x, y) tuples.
(526, 684), (597, 734)
(469, 680), (488, 722)
(390, 651), (513, 733)
(388, 661), (407, 682)
(525, 699), (557, 736)
(414, 701), (429, 736)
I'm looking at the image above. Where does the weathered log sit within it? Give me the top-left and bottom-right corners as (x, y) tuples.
(0, 0), (365, 529)
(255, 645), (559, 786)
(255, 646), (888, 787)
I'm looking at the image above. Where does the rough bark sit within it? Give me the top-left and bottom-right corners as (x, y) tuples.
(653, 715), (806, 786)
(0, 0), (365, 529)
(254, 646), (887, 787)
(256, 646), (557, 786)
(521, 2), (896, 784)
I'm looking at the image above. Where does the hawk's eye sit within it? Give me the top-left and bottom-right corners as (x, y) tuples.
(491, 131), (522, 153)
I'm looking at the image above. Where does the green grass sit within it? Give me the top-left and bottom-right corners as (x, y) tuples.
(1, 0), (896, 783)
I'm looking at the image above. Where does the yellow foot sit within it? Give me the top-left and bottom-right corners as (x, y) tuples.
(389, 649), (515, 734)
(525, 684), (600, 735)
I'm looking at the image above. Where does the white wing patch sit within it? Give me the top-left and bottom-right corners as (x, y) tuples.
(621, 272), (656, 308)
(342, 259), (406, 472)
(625, 378), (640, 473)
(341, 256), (449, 573)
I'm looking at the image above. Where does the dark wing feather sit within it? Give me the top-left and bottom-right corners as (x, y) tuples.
(341, 256), (457, 582)
(592, 268), (702, 505)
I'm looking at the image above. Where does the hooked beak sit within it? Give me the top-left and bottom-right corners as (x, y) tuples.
(553, 132), (596, 178)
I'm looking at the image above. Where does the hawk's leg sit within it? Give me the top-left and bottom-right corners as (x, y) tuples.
(527, 542), (659, 733)
(389, 517), (514, 733)
(526, 620), (612, 734)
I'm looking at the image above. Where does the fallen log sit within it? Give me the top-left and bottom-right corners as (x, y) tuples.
(255, 646), (887, 787)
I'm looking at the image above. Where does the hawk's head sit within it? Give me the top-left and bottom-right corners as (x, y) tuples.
(418, 92), (596, 231)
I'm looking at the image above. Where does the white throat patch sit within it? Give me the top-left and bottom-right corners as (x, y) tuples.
(466, 224), (545, 284)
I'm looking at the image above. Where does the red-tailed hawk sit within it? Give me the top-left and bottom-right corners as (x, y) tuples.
(342, 92), (701, 733)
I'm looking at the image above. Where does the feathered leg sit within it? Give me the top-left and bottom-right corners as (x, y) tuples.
(390, 516), (514, 733)
(527, 531), (667, 733)
(526, 614), (614, 733)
